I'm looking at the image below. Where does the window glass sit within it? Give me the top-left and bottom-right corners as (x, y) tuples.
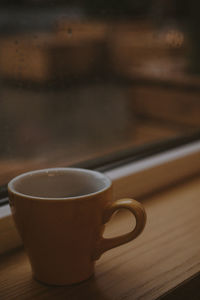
(0, 0), (200, 185)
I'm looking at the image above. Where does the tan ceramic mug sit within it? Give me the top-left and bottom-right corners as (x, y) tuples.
(8, 168), (146, 285)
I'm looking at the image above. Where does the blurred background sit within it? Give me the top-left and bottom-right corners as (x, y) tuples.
(0, 0), (200, 185)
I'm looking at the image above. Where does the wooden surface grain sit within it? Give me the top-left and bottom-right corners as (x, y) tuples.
(1, 176), (200, 300)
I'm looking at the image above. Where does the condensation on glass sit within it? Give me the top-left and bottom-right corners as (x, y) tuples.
(0, 0), (200, 185)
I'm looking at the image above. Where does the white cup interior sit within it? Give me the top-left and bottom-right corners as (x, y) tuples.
(8, 168), (111, 199)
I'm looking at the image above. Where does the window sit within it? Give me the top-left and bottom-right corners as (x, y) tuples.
(0, 1), (200, 200)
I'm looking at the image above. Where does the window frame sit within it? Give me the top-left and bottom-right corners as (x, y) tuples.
(0, 138), (200, 254)
(1, 130), (200, 206)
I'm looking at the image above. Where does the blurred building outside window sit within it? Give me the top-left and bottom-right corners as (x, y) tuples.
(0, 0), (200, 187)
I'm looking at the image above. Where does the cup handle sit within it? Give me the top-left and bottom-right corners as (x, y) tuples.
(93, 198), (146, 260)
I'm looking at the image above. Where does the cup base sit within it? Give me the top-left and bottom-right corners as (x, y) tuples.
(33, 270), (95, 286)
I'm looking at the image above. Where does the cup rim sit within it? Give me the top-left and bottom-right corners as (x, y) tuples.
(8, 167), (112, 201)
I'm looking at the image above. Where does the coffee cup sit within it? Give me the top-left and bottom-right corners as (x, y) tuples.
(8, 167), (146, 285)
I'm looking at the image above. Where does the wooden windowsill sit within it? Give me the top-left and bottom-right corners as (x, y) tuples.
(1, 176), (200, 299)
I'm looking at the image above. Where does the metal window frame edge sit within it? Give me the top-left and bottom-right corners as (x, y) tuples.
(0, 140), (200, 255)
